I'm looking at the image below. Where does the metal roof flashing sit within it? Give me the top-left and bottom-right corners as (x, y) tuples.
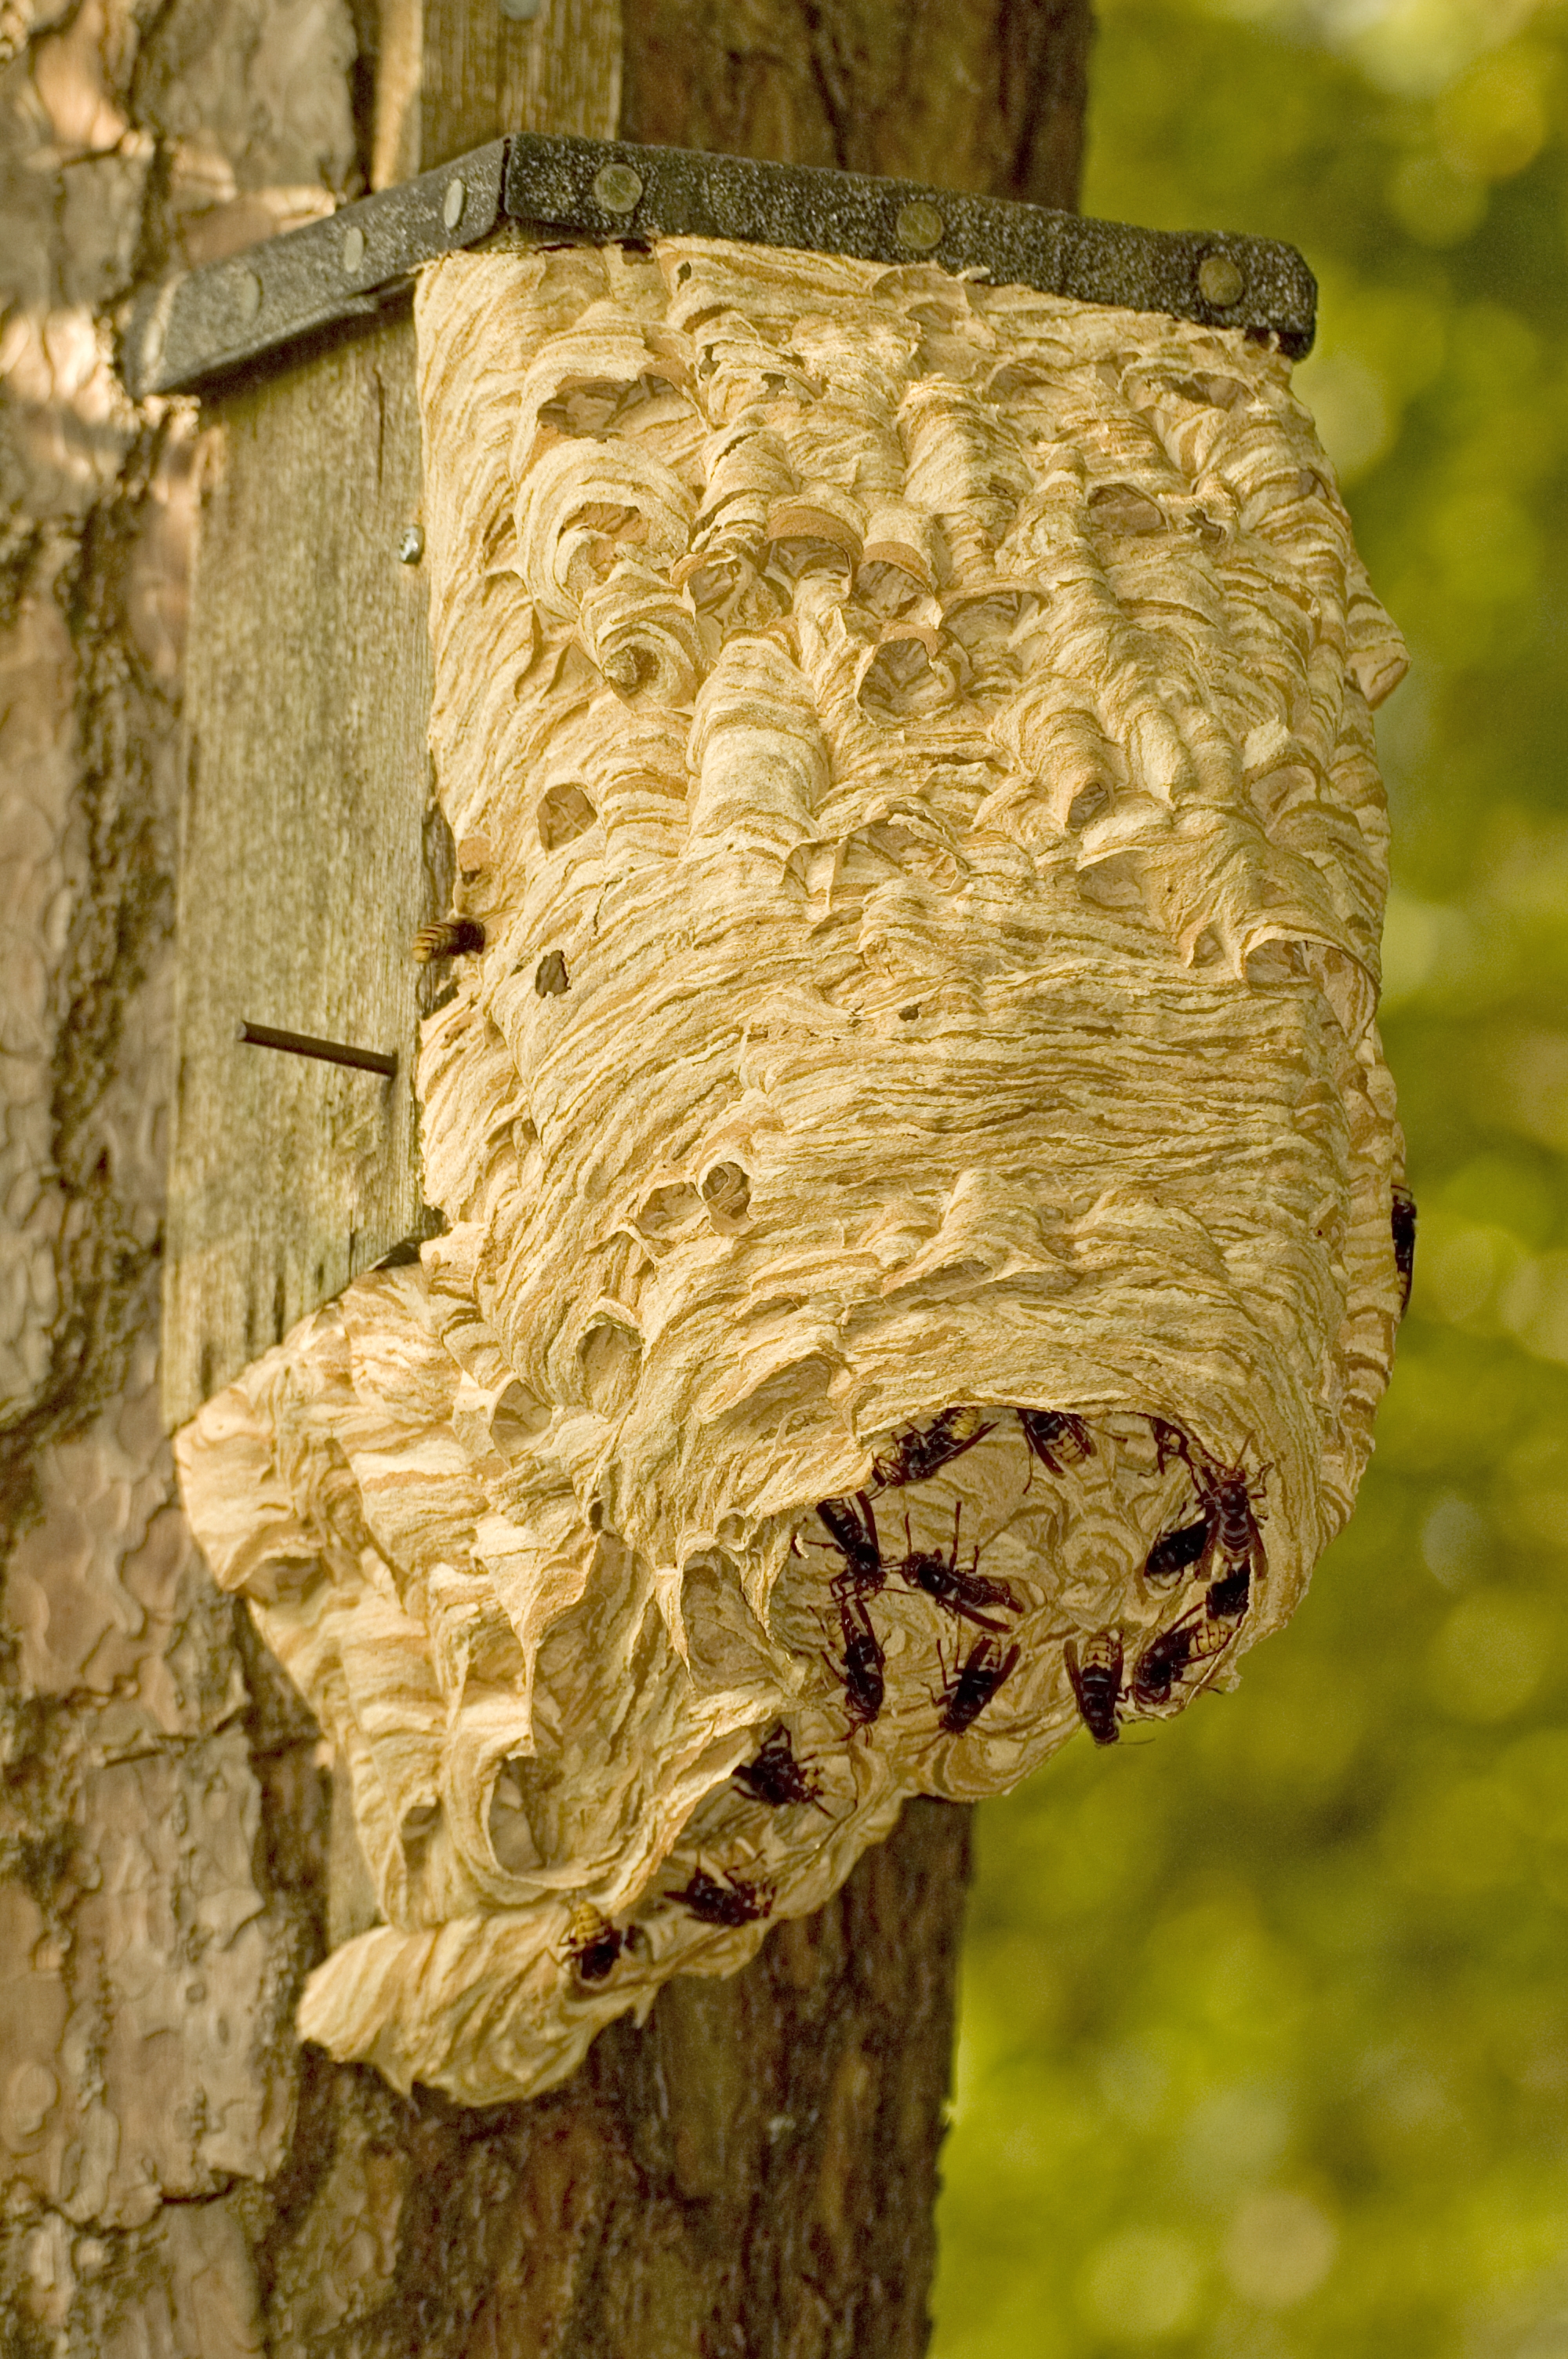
(121, 131), (1316, 402)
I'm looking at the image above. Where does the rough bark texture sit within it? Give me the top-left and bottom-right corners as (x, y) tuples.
(255, 1801), (971, 2358)
(0, 3), (1086, 2351)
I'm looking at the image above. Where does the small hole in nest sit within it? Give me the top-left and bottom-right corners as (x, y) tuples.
(488, 1767), (543, 1874)
(1067, 784), (1109, 831)
(401, 1803), (440, 1847)
(579, 1321), (641, 1412)
(899, 1003), (921, 1021)
(1077, 853), (1142, 908)
(537, 783), (597, 849)
(684, 559), (737, 611)
(535, 950), (570, 997)
(637, 1181), (704, 1238)
(701, 1162), (751, 1221)
(1167, 373), (1248, 411)
(1087, 483), (1165, 535)
(491, 1381), (549, 1449)
(858, 634), (953, 721)
(768, 535), (852, 583)
(856, 558), (929, 617)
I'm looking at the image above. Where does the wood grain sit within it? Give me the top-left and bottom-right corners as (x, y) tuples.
(375, 0), (622, 183)
(165, 0), (625, 1434)
(162, 312), (445, 1432)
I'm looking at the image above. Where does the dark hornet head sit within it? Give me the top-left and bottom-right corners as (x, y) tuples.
(1392, 1183), (1417, 1318)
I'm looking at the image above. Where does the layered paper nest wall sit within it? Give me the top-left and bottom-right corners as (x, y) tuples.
(176, 237), (1409, 2105)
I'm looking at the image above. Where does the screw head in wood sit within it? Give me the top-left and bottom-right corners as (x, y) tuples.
(227, 266), (262, 323)
(397, 524), (424, 564)
(443, 176), (467, 231)
(895, 200), (945, 253)
(342, 223), (366, 275)
(138, 298), (169, 380)
(1198, 252), (1244, 308)
(592, 162), (644, 216)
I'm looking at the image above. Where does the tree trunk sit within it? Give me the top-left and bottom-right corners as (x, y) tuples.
(0, 4), (1089, 2351)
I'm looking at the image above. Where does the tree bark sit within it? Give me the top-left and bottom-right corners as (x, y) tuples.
(0, 2), (1090, 2351)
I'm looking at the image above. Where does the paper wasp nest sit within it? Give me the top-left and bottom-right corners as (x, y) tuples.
(176, 237), (1409, 2106)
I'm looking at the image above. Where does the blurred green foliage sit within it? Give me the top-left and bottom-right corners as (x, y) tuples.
(931, 3), (1568, 2351)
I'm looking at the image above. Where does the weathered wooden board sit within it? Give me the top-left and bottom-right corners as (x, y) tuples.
(373, 0), (621, 186)
(163, 308), (447, 1432)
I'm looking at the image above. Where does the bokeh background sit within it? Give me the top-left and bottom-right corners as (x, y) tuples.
(931, 2), (1568, 2350)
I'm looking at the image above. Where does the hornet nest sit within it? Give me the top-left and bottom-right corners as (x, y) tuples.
(176, 236), (1410, 2105)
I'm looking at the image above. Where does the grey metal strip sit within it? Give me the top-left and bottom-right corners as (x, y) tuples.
(123, 143), (509, 401)
(506, 133), (1315, 358)
(122, 132), (1315, 402)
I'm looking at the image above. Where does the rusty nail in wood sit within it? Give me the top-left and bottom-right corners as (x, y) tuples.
(237, 1020), (397, 1077)
(230, 267), (262, 322)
